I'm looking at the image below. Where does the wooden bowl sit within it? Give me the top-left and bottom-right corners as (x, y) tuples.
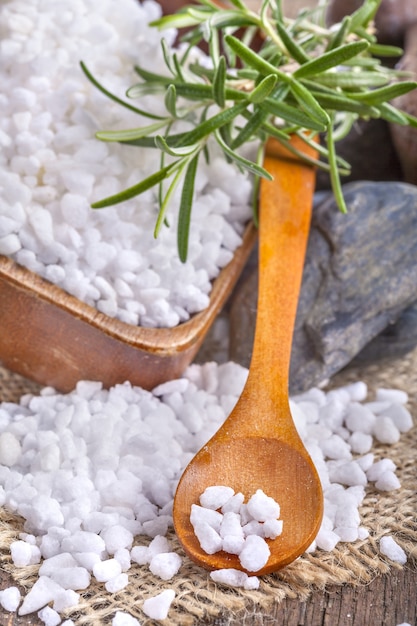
(0, 223), (256, 392)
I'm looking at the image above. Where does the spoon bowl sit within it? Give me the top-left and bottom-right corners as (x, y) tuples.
(173, 135), (323, 574)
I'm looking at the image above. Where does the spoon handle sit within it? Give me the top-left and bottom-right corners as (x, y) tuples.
(243, 135), (318, 404)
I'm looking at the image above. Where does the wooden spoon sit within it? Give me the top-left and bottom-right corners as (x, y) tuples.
(173, 135), (323, 574)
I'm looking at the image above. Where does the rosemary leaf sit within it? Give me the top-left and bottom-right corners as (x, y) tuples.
(178, 154), (200, 262)
(293, 41), (370, 79)
(349, 81), (417, 105)
(215, 129), (274, 179)
(91, 165), (174, 209)
(213, 56), (227, 107)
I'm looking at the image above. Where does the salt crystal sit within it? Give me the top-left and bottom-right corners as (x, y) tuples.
(239, 535), (271, 572)
(147, 535), (171, 558)
(93, 559), (122, 583)
(222, 535), (245, 555)
(142, 589), (175, 620)
(366, 458), (396, 482)
(0, 586), (21, 612)
(221, 492), (245, 514)
(376, 388), (408, 404)
(129, 547), (150, 569)
(112, 611), (141, 626)
(100, 525), (134, 554)
(52, 589), (80, 612)
(379, 536), (407, 564)
(345, 403), (376, 434)
(219, 512), (244, 539)
(50, 567), (91, 591)
(190, 504), (223, 532)
(246, 490), (280, 522)
(380, 403), (413, 433)
(349, 432), (373, 454)
(10, 540), (36, 567)
(105, 573), (129, 593)
(37, 605), (61, 626)
(373, 416), (400, 444)
(375, 471), (401, 491)
(210, 568), (250, 588)
(192, 522), (223, 555)
(315, 528), (340, 551)
(263, 519), (283, 539)
(18, 576), (64, 616)
(149, 552), (182, 580)
(0, 233), (21, 255)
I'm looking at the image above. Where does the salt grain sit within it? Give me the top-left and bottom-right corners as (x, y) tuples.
(0, 586), (21, 612)
(379, 536), (407, 564)
(142, 589), (175, 620)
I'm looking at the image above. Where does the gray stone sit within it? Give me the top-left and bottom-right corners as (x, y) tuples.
(229, 181), (417, 393)
(316, 119), (402, 191)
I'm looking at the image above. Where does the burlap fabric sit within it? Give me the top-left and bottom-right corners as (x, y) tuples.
(0, 348), (416, 625)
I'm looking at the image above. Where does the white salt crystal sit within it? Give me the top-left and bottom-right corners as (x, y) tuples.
(0, 431), (22, 467)
(38, 553), (78, 576)
(112, 611), (141, 626)
(375, 471), (401, 491)
(147, 535), (171, 559)
(49, 567), (91, 591)
(192, 522), (223, 555)
(222, 535), (245, 555)
(315, 528), (340, 551)
(366, 458), (397, 482)
(380, 403), (413, 433)
(0, 586), (21, 612)
(52, 589), (80, 612)
(200, 485), (236, 510)
(345, 403), (376, 434)
(210, 568), (250, 588)
(379, 536), (407, 564)
(328, 461), (368, 487)
(190, 504), (223, 532)
(358, 527), (370, 540)
(319, 434), (352, 460)
(239, 535), (270, 572)
(100, 525), (134, 554)
(341, 381), (368, 401)
(38, 606), (61, 626)
(149, 552), (182, 580)
(93, 558), (122, 583)
(376, 388), (408, 404)
(105, 572), (129, 593)
(0, 233), (21, 255)
(373, 416), (400, 444)
(10, 540), (34, 567)
(349, 432), (373, 454)
(18, 576), (64, 616)
(334, 527), (359, 542)
(142, 589), (175, 620)
(219, 512), (244, 539)
(114, 548), (131, 572)
(263, 519), (283, 539)
(242, 520), (264, 537)
(221, 492), (245, 514)
(130, 546), (150, 566)
(246, 489), (280, 522)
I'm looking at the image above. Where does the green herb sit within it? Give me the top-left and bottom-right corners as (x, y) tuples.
(81, 0), (417, 261)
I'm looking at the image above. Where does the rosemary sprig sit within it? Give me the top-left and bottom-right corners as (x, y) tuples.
(82, 0), (417, 262)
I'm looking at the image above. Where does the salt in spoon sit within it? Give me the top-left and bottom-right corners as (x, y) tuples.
(173, 136), (323, 574)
